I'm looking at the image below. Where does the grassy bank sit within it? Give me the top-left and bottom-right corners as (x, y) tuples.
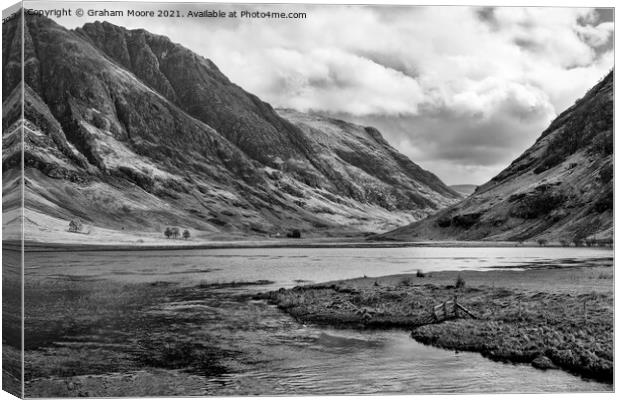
(261, 266), (613, 383)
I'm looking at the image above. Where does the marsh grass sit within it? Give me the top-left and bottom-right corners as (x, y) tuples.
(24, 279), (172, 379)
(135, 336), (232, 375)
(264, 267), (613, 382)
(23, 278), (250, 382)
(400, 277), (413, 286)
(413, 289), (613, 381)
(25, 279), (170, 341)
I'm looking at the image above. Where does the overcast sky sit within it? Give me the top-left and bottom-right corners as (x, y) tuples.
(28, 2), (614, 185)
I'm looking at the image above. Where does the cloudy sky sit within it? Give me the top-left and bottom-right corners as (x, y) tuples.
(31, 1), (614, 185)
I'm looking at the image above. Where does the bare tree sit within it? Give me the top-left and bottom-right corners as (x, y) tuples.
(171, 227), (180, 239)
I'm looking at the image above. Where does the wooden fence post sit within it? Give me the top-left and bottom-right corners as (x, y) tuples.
(583, 299), (587, 322)
(454, 295), (458, 318)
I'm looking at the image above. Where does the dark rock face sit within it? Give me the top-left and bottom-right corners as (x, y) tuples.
(76, 21), (317, 165)
(3, 14), (459, 238)
(378, 71), (614, 242)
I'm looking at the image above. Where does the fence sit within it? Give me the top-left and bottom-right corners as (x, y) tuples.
(432, 296), (478, 322)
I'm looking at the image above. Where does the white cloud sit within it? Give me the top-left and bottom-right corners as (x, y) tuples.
(256, 48), (426, 115)
(170, 5), (611, 120)
(575, 21), (614, 47)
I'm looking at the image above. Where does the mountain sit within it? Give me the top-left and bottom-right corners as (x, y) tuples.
(449, 184), (478, 197)
(2, 14), (460, 242)
(377, 71), (613, 242)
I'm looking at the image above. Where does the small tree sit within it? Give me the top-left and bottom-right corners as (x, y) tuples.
(537, 238), (548, 247)
(171, 227), (180, 239)
(559, 239), (570, 247)
(287, 229), (301, 239)
(68, 218), (83, 233)
(164, 227), (172, 239)
(572, 238), (584, 247)
(183, 229), (190, 240)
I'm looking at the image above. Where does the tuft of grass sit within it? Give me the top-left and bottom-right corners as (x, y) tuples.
(455, 274), (466, 289)
(416, 270), (426, 278)
(400, 277), (413, 286)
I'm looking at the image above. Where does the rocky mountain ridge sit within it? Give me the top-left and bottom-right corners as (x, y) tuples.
(3, 14), (460, 241)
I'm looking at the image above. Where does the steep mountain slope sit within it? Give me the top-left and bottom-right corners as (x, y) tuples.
(276, 109), (458, 211)
(378, 71), (613, 242)
(3, 14), (460, 242)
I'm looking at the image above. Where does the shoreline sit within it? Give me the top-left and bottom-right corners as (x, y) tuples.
(4, 239), (607, 253)
(260, 266), (614, 383)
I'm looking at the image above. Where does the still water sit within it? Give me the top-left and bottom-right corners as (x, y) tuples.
(25, 246), (613, 287)
(24, 246), (613, 394)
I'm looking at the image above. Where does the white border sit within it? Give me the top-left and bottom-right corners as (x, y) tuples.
(0, 1), (616, 400)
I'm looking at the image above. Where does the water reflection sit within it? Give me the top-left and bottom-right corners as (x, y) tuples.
(23, 247), (614, 395)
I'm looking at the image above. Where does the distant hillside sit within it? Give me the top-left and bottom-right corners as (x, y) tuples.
(449, 185), (478, 197)
(2, 15), (460, 242)
(377, 71), (613, 243)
